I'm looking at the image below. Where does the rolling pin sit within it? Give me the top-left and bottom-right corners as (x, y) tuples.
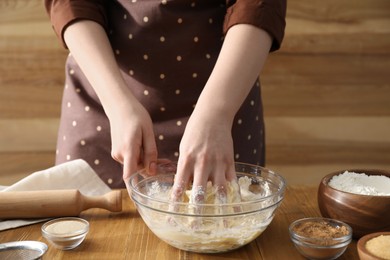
(0, 189), (122, 219)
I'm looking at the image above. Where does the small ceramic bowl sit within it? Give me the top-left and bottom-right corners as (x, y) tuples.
(289, 217), (352, 260)
(318, 169), (390, 238)
(357, 232), (390, 260)
(41, 217), (89, 250)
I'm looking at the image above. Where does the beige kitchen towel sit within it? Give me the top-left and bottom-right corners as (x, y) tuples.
(0, 159), (112, 231)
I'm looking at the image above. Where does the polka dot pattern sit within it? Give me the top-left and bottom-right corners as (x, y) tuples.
(55, 1), (265, 189)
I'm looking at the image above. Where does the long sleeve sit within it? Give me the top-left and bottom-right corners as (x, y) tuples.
(224, 0), (287, 51)
(44, 0), (108, 48)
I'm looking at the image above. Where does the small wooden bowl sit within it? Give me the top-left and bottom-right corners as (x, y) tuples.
(318, 169), (390, 238)
(357, 232), (390, 260)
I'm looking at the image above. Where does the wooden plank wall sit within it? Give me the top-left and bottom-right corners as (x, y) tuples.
(1, 0), (389, 186)
(263, 0), (390, 183)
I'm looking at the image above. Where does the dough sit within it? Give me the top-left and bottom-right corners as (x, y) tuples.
(138, 176), (276, 253)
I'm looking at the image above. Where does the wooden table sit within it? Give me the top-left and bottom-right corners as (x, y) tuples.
(0, 186), (359, 259)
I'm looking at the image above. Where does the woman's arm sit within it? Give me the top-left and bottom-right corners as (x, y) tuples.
(196, 24), (272, 126)
(63, 20), (158, 184)
(173, 24), (272, 202)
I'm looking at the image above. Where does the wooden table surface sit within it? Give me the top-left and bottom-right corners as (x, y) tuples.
(0, 186), (359, 259)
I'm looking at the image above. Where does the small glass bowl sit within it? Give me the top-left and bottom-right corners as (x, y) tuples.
(41, 217), (89, 250)
(289, 217), (352, 260)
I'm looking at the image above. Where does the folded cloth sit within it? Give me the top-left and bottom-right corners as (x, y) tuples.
(0, 159), (112, 231)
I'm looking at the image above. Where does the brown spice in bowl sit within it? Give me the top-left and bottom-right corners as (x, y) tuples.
(292, 220), (350, 246)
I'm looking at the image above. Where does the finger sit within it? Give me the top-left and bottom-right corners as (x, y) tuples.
(191, 161), (210, 205)
(142, 128), (158, 176)
(210, 163), (229, 205)
(224, 161), (241, 204)
(208, 163), (231, 227)
(168, 159), (191, 227)
(225, 164), (242, 213)
(122, 151), (139, 190)
(208, 162), (228, 228)
(212, 162), (242, 217)
(188, 161), (210, 230)
(170, 159), (191, 203)
(226, 161), (237, 182)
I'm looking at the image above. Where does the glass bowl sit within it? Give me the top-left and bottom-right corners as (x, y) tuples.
(128, 162), (286, 253)
(41, 217), (89, 250)
(289, 217), (353, 260)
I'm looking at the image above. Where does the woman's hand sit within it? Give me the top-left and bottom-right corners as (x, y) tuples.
(108, 96), (158, 183)
(173, 110), (236, 204)
(172, 24), (273, 204)
(63, 20), (158, 185)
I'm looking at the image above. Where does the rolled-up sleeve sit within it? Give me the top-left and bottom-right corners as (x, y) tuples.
(44, 0), (108, 48)
(224, 0), (287, 51)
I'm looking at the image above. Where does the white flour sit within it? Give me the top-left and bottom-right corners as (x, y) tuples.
(140, 176), (277, 253)
(328, 171), (390, 196)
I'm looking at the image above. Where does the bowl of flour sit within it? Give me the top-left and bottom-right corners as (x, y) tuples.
(318, 169), (390, 238)
(127, 162), (286, 253)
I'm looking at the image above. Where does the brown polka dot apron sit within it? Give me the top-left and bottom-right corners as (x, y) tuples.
(55, 0), (266, 188)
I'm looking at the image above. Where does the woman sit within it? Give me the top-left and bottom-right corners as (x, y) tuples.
(44, 0), (286, 202)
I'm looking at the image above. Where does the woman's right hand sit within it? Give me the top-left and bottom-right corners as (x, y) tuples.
(63, 20), (157, 184)
(108, 96), (158, 183)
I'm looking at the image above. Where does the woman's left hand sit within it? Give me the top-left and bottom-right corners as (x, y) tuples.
(171, 24), (273, 204)
(172, 110), (236, 204)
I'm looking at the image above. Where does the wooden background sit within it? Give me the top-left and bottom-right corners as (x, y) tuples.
(1, 0), (389, 186)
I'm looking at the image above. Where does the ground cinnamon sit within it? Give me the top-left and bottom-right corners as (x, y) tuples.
(292, 220), (350, 246)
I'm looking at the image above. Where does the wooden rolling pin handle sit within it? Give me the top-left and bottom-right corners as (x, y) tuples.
(0, 189), (122, 219)
(82, 190), (122, 212)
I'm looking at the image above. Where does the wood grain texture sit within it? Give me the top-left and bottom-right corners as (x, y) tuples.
(0, 187), (360, 259)
(0, 0), (389, 186)
(318, 170), (390, 238)
(262, 54), (390, 116)
(0, 152), (55, 185)
(282, 0), (390, 54)
(0, 119), (58, 152)
(0, 190), (122, 218)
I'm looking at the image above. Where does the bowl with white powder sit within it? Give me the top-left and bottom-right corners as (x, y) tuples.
(128, 162), (286, 253)
(318, 169), (390, 238)
(41, 217), (89, 250)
